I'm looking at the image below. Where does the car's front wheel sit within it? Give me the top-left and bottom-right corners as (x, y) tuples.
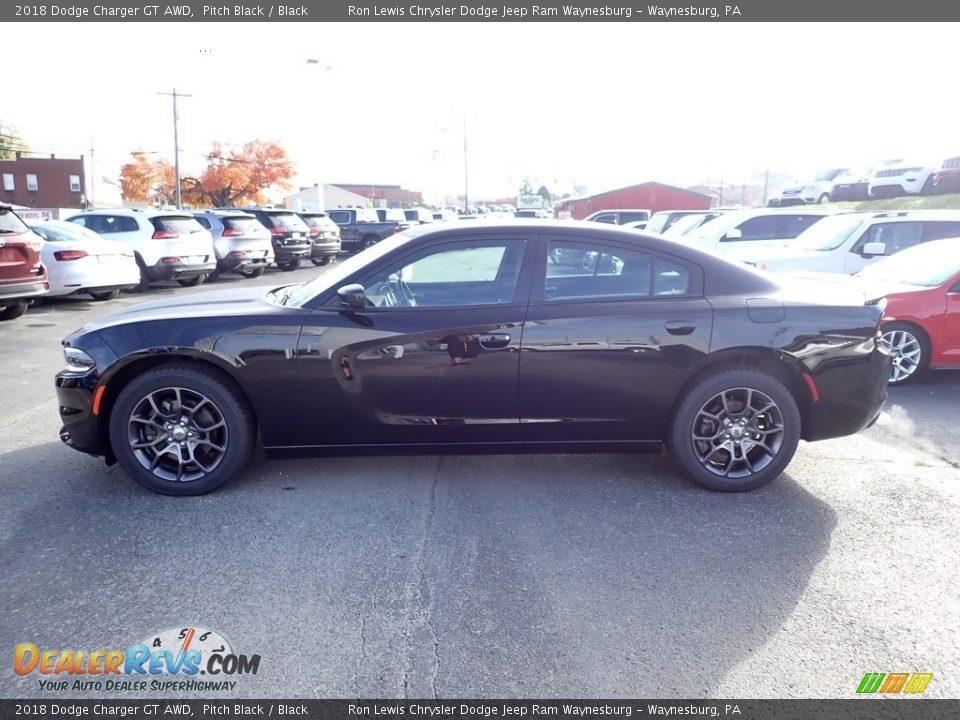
(89, 289), (120, 302)
(881, 322), (928, 385)
(667, 367), (801, 492)
(108, 364), (256, 495)
(817, 193), (830, 204)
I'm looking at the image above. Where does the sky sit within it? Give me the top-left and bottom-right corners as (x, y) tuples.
(3, 22), (958, 203)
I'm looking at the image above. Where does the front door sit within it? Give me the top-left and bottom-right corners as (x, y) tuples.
(292, 236), (533, 447)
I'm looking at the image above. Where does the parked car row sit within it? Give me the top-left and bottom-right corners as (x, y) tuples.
(772, 156), (960, 205)
(0, 203), (347, 321)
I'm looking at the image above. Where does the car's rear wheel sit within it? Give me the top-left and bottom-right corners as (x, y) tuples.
(362, 235), (380, 250)
(109, 364), (256, 495)
(241, 267), (265, 279)
(881, 322), (928, 385)
(667, 367), (801, 492)
(277, 258), (301, 272)
(89, 289), (120, 302)
(177, 275), (206, 287)
(311, 256), (332, 267)
(0, 302), (28, 321)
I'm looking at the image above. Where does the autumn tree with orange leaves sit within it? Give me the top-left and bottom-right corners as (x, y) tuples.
(119, 140), (295, 208)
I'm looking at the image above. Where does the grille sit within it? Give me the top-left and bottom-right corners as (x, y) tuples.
(943, 158), (960, 169)
(876, 169), (906, 178)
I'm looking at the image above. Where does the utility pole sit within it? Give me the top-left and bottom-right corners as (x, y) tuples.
(463, 116), (469, 212)
(157, 88), (192, 208)
(88, 135), (95, 209)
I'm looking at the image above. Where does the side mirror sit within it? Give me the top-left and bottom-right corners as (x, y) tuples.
(724, 228), (743, 241)
(862, 241), (886, 257)
(338, 283), (366, 310)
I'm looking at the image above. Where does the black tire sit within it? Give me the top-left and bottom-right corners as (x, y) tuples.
(881, 322), (929, 385)
(817, 193), (830, 204)
(311, 256), (332, 267)
(0, 302), (28, 321)
(241, 267), (265, 279)
(177, 275), (206, 287)
(204, 269), (221, 283)
(277, 258), (301, 272)
(133, 258), (152, 293)
(108, 363), (256, 496)
(362, 235), (380, 250)
(89, 289), (120, 302)
(666, 366), (801, 492)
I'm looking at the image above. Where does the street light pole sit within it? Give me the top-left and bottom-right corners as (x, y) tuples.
(157, 88), (192, 208)
(463, 115), (469, 212)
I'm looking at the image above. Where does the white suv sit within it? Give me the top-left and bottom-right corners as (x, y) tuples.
(66, 209), (217, 291)
(778, 168), (850, 205)
(867, 161), (936, 198)
(684, 207), (839, 256)
(734, 211), (960, 275)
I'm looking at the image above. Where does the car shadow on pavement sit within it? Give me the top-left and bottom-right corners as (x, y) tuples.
(0, 445), (835, 699)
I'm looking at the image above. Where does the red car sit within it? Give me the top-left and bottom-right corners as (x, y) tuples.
(0, 203), (48, 321)
(857, 238), (960, 384)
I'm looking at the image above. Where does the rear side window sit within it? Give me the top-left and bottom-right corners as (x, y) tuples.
(620, 211), (650, 224)
(328, 211), (351, 224)
(151, 216), (206, 235)
(0, 207), (29, 234)
(545, 240), (653, 300)
(654, 257), (691, 296)
(776, 214), (824, 239)
(923, 221), (960, 241)
(592, 213), (617, 224)
(195, 217), (212, 230)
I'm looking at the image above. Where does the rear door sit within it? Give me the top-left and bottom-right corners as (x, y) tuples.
(519, 234), (712, 444)
(292, 234), (535, 447)
(0, 207), (42, 291)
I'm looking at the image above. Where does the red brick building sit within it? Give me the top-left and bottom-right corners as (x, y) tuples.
(0, 152), (87, 209)
(331, 183), (423, 207)
(555, 182), (711, 220)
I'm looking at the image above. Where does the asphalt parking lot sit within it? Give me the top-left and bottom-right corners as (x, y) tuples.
(1, 266), (958, 699)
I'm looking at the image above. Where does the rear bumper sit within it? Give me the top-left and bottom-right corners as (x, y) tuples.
(217, 254), (273, 273)
(147, 260), (217, 281)
(310, 239), (342, 258)
(802, 345), (892, 442)
(0, 279), (49, 304)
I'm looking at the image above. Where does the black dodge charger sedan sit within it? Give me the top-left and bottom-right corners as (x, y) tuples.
(56, 221), (891, 495)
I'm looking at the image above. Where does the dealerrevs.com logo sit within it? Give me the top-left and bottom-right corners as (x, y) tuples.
(14, 626), (261, 692)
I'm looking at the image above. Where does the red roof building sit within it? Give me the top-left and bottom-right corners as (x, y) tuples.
(555, 182), (711, 220)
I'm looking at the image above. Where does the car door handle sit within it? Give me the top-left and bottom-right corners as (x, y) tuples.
(665, 321), (696, 336)
(478, 333), (511, 349)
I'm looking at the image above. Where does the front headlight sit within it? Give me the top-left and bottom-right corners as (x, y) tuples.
(64, 346), (97, 372)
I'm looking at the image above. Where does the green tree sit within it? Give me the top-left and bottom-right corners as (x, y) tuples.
(518, 177), (534, 196)
(0, 122), (28, 160)
(536, 185), (551, 203)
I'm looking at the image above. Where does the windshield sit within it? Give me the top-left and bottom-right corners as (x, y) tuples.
(662, 213), (707, 236)
(858, 241), (960, 287)
(792, 215), (864, 252)
(282, 232), (415, 307)
(814, 168), (843, 182)
(686, 211), (746, 241)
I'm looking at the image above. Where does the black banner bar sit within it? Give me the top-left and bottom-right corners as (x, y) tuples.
(1, 700), (959, 720)
(4, 0), (960, 23)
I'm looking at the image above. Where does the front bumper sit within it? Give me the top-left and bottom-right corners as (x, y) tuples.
(803, 344), (892, 442)
(56, 371), (104, 457)
(831, 183), (869, 201)
(147, 259), (217, 281)
(932, 171), (960, 194)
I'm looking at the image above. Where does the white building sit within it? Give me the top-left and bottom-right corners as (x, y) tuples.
(284, 184), (369, 212)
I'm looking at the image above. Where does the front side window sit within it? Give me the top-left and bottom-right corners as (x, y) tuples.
(328, 210), (351, 225)
(854, 222), (924, 255)
(358, 239), (526, 308)
(776, 214), (825, 239)
(730, 215), (777, 241)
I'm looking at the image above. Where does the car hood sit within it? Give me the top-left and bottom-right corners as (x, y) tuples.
(77, 285), (295, 332)
(774, 271), (926, 305)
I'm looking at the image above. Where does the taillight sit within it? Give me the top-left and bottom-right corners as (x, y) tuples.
(309, 227), (320, 237)
(392, 226), (402, 234)
(222, 228), (244, 237)
(54, 249), (89, 261)
(270, 227), (287, 236)
(152, 230), (178, 239)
